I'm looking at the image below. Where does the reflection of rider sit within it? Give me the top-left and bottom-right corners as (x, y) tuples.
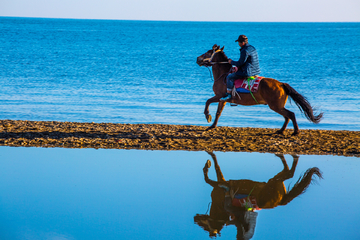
(221, 35), (261, 101)
(221, 185), (258, 240)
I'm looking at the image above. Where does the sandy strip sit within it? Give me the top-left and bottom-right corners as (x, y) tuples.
(0, 120), (359, 157)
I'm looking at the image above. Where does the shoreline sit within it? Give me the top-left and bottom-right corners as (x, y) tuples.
(0, 120), (359, 157)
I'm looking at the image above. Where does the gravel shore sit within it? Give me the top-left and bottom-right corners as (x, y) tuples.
(0, 120), (359, 157)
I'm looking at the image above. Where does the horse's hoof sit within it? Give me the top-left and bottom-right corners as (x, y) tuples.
(292, 131), (300, 136)
(205, 159), (211, 169)
(203, 160), (211, 173)
(206, 115), (212, 123)
(275, 130), (284, 135)
(206, 125), (215, 131)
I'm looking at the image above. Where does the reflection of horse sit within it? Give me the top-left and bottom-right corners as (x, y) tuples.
(194, 152), (322, 239)
(196, 45), (323, 135)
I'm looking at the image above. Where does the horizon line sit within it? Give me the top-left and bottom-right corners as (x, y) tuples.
(1, 15), (359, 23)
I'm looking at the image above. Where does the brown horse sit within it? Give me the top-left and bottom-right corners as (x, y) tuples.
(196, 44), (323, 135)
(194, 152), (322, 239)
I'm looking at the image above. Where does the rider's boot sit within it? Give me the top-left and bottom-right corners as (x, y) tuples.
(218, 184), (230, 192)
(220, 93), (232, 101)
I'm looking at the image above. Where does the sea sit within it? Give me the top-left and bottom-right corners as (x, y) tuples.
(0, 17), (359, 131)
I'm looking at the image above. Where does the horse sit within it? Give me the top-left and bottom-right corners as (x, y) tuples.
(194, 152), (322, 239)
(196, 44), (323, 135)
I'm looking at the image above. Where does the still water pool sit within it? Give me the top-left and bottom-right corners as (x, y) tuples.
(0, 147), (359, 240)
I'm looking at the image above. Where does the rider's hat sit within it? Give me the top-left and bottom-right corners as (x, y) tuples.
(235, 35), (248, 43)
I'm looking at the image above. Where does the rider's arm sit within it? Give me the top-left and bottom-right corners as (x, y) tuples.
(230, 49), (248, 67)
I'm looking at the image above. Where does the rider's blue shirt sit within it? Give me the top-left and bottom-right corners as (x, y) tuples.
(230, 43), (261, 77)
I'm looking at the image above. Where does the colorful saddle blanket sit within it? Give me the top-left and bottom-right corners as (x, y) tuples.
(234, 77), (263, 93)
(232, 194), (261, 211)
(230, 67), (263, 93)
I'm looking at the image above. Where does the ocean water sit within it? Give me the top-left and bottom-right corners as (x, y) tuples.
(0, 17), (359, 131)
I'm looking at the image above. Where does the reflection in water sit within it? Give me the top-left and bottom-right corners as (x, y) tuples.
(194, 152), (323, 239)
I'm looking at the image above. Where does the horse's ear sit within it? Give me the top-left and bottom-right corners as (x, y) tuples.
(212, 44), (219, 50)
(220, 46), (224, 51)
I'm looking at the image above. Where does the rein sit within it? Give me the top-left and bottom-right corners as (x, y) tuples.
(203, 49), (229, 65)
(204, 49), (230, 82)
(206, 66), (229, 82)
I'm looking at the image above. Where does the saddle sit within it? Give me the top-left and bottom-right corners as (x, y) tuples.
(234, 77), (262, 93)
(230, 67), (263, 93)
(232, 194), (261, 211)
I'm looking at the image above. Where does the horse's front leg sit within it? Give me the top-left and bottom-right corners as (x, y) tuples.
(203, 158), (220, 188)
(207, 101), (226, 130)
(206, 151), (226, 182)
(204, 96), (221, 123)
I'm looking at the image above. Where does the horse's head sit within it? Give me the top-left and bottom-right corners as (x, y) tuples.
(194, 214), (225, 238)
(196, 44), (229, 67)
(194, 211), (257, 239)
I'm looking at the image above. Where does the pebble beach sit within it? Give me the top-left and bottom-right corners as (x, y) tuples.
(0, 120), (359, 157)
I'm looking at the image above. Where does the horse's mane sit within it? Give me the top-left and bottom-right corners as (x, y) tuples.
(212, 44), (230, 62)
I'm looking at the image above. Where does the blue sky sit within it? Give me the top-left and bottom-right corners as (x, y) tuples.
(1, 0), (360, 22)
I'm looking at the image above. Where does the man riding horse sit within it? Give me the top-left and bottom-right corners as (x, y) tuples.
(221, 35), (261, 101)
(196, 40), (323, 135)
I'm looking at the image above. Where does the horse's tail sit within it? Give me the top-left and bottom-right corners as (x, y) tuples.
(282, 83), (323, 123)
(280, 167), (323, 206)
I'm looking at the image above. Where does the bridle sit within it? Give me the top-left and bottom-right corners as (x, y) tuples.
(202, 49), (229, 65)
(202, 49), (231, 82)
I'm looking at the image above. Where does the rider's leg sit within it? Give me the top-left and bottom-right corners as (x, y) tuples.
(226, 73), (236, 93)
(220, 73), (236, 101)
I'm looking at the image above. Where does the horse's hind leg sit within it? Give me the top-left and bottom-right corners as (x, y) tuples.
(278, 116), (290, 134)
(271, 107), (299, 135)
(290, 154), (299, 173)
(273, 154), (299, 181)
